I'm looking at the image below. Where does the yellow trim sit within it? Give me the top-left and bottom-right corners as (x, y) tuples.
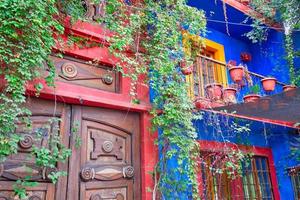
(203, 38), (227, 86)
(182, 32), (227, 99)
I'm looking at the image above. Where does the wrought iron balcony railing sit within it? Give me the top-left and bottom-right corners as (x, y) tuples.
(189, 55), (288, 109)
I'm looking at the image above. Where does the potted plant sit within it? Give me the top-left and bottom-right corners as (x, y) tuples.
(261, 77), (277, 92)
(194, 97), (209, 110)
(223, 87), (237, 104)
(228, 65), (244, 83)
(243, 84), (261, 103)
(283, 85), (297, 92)
(240, 52), (252, 62)
(205, 83), (223, 101)
(283, 85), (297, 98)
(180, 60), (193, 75)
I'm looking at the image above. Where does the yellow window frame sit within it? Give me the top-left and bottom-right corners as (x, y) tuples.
(182, 32), (227, 99)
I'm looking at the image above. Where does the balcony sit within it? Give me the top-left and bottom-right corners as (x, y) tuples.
(187, 55), (291, 110)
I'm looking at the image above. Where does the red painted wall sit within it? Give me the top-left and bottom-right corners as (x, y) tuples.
(26, 20), (157, 200)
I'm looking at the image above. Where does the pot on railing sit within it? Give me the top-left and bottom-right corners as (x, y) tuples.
(180, 60), (193, 75)
(243, 94), (261, 103)
(261, 77), (277, 92)
(205, 83), (223, 101)
(283, 85), (297, 98)
(194, 97), (208, 110)
(228, 66), (244, 83)
(223, 87), (237, 104)
(283, 85), (297, 92)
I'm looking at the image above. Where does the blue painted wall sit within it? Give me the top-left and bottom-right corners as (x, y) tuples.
(205, 27), (250, 64)
(194, 112), (299, 199)
(151, 2), (299, 199)
(152, 28), (299, 199)
(248, 30), (290, 84)
(205, 27), (289, 84)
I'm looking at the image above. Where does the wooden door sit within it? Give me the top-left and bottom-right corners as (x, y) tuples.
(68, 105), (141, 200)
(0, 98), (141, 200)
(0, 98), (70, 200)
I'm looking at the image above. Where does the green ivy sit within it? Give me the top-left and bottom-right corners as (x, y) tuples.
(0, 0), (255, 199)
(245, 0), (300, 86)
(98, 0), (207, 198)
(0, 0), (71, 197)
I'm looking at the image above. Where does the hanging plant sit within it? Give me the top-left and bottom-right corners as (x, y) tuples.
(245, 0), (300, 86)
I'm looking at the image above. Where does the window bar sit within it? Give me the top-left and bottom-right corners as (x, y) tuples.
(197, 57), (203, 97)
(252, 158), (262, 199)
(265, 158), (275, 199)
(245, 166), (254, 200)
(205, 57), (209, 86)
(207, 158), (214, 200)
(213, 61), (218, 84)
(258, 158), (267, 198)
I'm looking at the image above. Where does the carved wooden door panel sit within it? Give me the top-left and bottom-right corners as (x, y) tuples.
(0, 98), (141, 200)
(67, 106), (141, 200)
(0, 98), (70, 200)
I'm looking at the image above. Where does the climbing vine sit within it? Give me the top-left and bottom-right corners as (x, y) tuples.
(0, 0), (73, 198)
(0, 0), (269, 199)
(245, 0), (300, 86)
(99, 1), (207, 198)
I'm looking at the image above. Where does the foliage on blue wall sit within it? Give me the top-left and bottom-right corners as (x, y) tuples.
(193, 111), (298, 199)
(152, 2), (299, 199)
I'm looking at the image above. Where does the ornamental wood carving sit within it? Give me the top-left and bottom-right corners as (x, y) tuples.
(90, 132), (124, 161)
(51, 56), (119, 92)
(80, 165), (134, 181)
(0, 98), (141, 199)
(90, 193), (124, 200)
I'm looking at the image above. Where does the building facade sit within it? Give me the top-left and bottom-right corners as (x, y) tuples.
(0, 0), (299, 200)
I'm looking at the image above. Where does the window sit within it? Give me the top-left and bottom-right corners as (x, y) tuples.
(193, 51), (216, 97)
(199, 152), (233, 200)
(199, 153), (275, 200)
(183, 33), (228, 99)
(289, 166), (300, 199)
(242, 156), (274, 200)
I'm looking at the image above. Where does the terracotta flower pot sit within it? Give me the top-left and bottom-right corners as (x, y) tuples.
(261, 77), (277, 92)
(283, 85), (297, 92)
(194, 97), (208, 110)
(283, 85), (297, 98)
(223, 87), (237, 104)
(243, 94), (261, 103)
(205, 83), (223, 101)
(180, 61), (193, 75)
(229, 66), (244, 83)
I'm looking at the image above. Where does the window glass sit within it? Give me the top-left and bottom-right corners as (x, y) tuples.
(289, 167), (300, 199)
(199, 153), (274, 200)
